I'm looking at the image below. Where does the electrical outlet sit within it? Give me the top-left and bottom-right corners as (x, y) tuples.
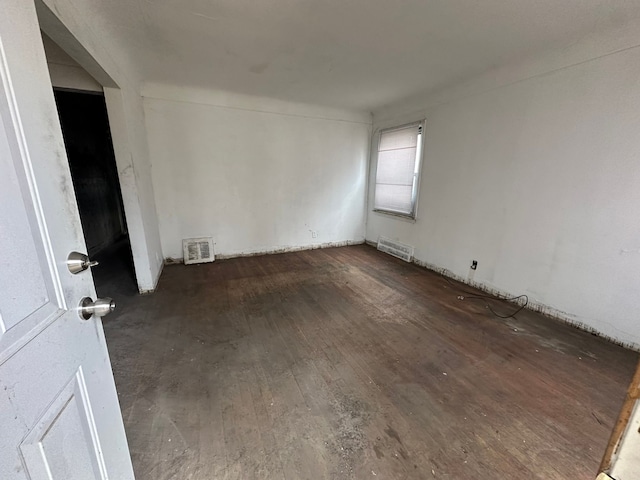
(311, 230), (318, 239)
(471, 260), (478, 270)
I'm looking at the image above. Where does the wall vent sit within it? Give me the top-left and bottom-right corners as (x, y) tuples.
(182, 237), (215, 265)
(377, 237), (414, 262)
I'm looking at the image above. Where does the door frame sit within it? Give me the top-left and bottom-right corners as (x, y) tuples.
(52, 87), (134, 264)
(35, 0), (162, 294)
(599, 359), (640, 479)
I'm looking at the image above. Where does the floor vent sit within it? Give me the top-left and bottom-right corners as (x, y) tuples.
(377, 237), (414, 262)
(183, 237), (215, 265)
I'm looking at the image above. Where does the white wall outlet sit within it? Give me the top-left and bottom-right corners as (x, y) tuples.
(311, 230), (318, 239)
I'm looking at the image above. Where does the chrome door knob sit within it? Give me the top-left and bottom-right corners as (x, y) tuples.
(67, 251), (99, 274)
(78, 297), (115, 320)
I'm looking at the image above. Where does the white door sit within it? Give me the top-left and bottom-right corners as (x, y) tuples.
(0, 1), (134, 479)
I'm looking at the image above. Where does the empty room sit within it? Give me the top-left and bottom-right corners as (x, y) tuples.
(3, 1), (640, 479)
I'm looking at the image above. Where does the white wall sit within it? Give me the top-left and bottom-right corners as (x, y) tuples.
(37, 0), (164, 292)
(41, 33), (102, 92)
(143, 85), (371, 259)
(367, 26), (640, 349)
(105, 87), (164, 290)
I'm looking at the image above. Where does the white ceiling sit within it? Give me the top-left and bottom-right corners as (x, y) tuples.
(91, 0), (640, 111)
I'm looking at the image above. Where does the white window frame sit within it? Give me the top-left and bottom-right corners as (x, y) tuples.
(373, 121), (424, 219)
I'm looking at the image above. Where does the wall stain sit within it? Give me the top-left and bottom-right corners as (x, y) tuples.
(249, 62), (270, 74)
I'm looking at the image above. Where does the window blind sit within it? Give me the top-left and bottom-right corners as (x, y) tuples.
(374, 123), (422, 217)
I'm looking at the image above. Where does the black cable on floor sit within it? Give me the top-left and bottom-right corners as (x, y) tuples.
(440, 272), (528, 319)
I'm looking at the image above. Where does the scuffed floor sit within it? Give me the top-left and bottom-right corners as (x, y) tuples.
(102, 245), (637, 479)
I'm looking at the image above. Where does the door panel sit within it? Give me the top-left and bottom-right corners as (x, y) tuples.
(0, 52), (62, 363)
(0, 1), (134, 479)
(0, 131), (50, 327)
(20, 368), (108, 480)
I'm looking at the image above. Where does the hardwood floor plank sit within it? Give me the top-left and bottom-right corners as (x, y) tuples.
(103, 245), (638, 479)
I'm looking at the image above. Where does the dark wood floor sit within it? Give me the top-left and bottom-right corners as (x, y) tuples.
(102, 245), (638, 479)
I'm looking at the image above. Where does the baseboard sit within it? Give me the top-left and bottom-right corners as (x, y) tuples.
(165, 239), (367, 264)
(138, 261), (164, 295)
(365, 240), (640, 352)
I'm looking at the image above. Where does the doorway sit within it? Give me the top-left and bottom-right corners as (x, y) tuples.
(53, 89), (138, 299)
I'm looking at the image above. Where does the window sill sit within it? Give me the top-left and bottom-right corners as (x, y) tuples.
(372, 209), (417, 223)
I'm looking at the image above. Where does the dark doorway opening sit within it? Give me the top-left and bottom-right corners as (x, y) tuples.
(53, 89), (138, 299)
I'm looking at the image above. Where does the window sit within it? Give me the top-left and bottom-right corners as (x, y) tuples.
(373, 122), (423, 218)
